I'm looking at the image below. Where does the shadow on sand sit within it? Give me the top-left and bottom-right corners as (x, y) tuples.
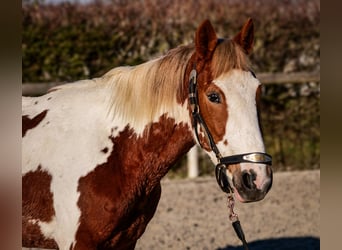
(217, 236), (319, 250)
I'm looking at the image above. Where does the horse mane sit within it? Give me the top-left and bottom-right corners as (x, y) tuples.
(103, 39), (250, 132)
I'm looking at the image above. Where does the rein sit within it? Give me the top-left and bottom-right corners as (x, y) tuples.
(188, 66), (272, 250)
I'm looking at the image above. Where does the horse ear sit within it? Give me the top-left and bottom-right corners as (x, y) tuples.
(233, 18), (254, 55)
(195, 19), (218, 59)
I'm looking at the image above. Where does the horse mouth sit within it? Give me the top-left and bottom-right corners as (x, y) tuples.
(233, 186), (268, 203)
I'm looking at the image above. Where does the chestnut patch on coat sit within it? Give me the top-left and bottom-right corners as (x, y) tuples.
(184, 54), (228, 151)
(198, 82), (228, 144)
(22, 110), (48, 137)
(22, 165), (57, 248)
(22, 220), (58, 248)
(75, 115), (194, 249)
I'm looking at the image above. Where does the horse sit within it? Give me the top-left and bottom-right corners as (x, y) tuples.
(22, 18), (273, 249)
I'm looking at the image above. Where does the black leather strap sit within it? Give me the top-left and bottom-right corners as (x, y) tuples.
(219, 152), (272, 166)
(215, 163), (233, 193)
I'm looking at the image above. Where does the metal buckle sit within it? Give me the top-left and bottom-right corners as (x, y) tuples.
(189, 69), (197, 83)
(242, 152), (272, 164)
(220, 152), (272, 166)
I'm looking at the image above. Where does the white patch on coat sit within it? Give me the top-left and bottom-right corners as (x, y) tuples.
(27, 218), (56, 243)
(23, 80), (116, 248)
(38, 216), (57, 239)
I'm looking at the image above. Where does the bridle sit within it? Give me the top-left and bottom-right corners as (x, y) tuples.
(188, 65), (272, 250)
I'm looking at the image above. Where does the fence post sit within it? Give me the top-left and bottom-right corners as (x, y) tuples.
(187, 146), (199, 178)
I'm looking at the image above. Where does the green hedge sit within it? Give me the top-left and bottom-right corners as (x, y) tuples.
(22, 0), (320, 82)
(22, 0), (320, 173)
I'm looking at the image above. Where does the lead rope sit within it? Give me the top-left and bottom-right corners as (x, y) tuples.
(216, 164), (250, 250)
(227, 194), (250, 250)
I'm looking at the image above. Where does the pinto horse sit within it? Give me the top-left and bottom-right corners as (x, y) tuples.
(22, 18), (273, 249)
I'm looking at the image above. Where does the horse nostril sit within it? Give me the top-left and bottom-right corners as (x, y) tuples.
(242, 171), (256, 190)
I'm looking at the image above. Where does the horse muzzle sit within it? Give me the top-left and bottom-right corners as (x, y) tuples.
(215, 152), (273, 202)
(231, 164), (273, 203)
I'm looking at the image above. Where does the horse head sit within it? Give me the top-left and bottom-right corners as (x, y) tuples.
(186, 19), (273, 202)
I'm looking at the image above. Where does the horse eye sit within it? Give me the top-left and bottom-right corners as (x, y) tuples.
(207, 92), (221, 103)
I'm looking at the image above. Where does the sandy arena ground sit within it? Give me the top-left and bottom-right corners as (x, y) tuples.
(136, 170), (320, 250)
(24, 170), (319, 250)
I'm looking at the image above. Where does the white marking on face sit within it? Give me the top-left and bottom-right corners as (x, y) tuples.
(213, 69), (267, 181)
(213, 70), (264, 155)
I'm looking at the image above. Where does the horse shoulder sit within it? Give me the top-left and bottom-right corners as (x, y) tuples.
(22, 80), (118, 248)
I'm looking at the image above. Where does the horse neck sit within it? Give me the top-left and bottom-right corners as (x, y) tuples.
(111, 112), (194, 188)
(104, 58), (197, 184)
(147, 114), (195, 181)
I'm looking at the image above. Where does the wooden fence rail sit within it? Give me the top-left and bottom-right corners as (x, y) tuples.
(22, 71), (320, 178)
(22, 71), (320, 96)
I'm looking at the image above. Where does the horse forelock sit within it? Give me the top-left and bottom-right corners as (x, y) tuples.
(211, 38), (251, 79)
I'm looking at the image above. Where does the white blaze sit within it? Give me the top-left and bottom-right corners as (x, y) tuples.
(213, 69), (267, 181)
